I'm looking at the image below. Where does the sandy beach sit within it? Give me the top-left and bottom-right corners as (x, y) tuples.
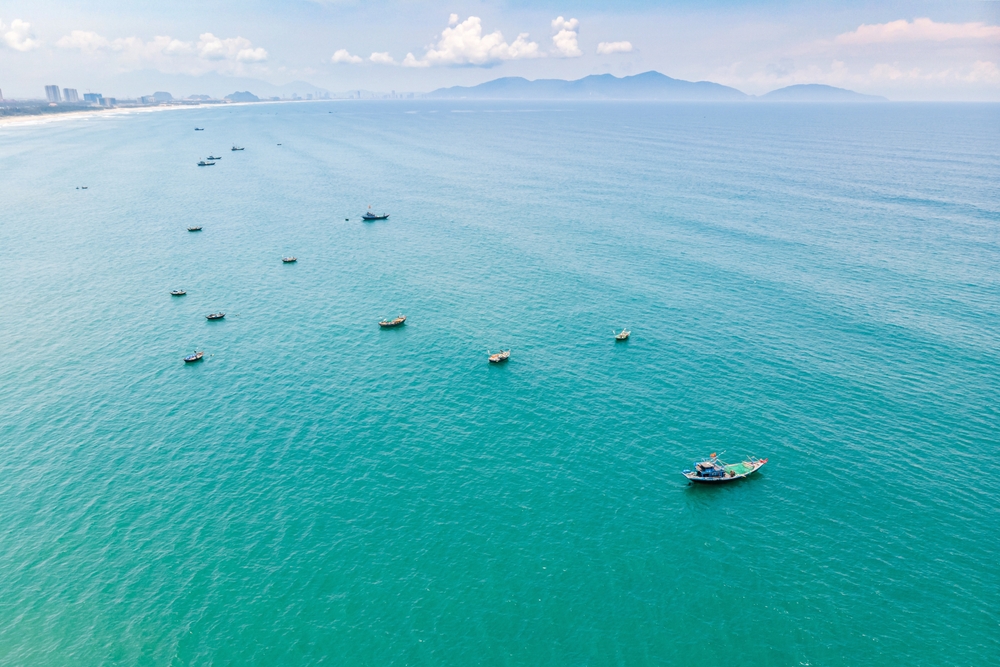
(0, 99), (298, 129)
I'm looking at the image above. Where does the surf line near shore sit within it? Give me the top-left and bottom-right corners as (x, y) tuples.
(0, 99), (306, 129)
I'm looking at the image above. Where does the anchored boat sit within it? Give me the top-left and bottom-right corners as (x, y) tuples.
(170, 290), (187, 296)
(682, 453), (767, 484)
(363, 206), (389, 220)
(187, 226), (203, 231)
(197, 160), (216, 166)
(282, 257), (297, 263)
(206, 312), (225, 320)
(232, 146), (244, 151)
(183, 351), (204, 363)
(615, 328), (630, 341)
(379, 315), (406, 328)
(488, 349), (510, 364)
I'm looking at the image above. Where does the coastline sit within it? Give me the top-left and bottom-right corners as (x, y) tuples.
(0, 99), (299, 129)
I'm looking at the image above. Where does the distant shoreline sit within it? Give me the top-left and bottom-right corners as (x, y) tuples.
(0, 99), (311, 129)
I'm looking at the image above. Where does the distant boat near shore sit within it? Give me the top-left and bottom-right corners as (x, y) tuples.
(232, 145), (244, 151)
(197, 160), (215, 166)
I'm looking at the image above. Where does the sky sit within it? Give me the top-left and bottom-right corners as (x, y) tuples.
(1, 1), (999, 100)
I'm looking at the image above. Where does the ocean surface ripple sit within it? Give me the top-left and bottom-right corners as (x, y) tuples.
(1, 101), (998, 665)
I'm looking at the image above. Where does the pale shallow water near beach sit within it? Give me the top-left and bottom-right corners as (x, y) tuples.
(1, 101), (998, 665)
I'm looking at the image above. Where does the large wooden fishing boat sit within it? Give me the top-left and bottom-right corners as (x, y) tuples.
(682, 453), (767, 484)
(379, 315), (406, 328)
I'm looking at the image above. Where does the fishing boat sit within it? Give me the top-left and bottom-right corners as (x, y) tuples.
(282, 257), (297, 263)
(183, 351), (204, 363)
(187, 226), (202, 232)
(488, 349), (511, 364)
(615, 328), (630, 341)
(170, 290), (187, 296)
(362, 206), (389, 220)
(682, 453), (768, 484)
(194, 128), (204, 131)
(206, 312), (225, 320)
(197, 160), (215, 166)
(232, 146), (244, 151)
(379, 315), (406, 328)
(207, 155), (222, 160)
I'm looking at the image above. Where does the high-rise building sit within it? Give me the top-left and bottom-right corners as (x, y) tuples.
(83, 93), (103, 104)
(45, 85), (62, 103)
(63, 88), (80, 103)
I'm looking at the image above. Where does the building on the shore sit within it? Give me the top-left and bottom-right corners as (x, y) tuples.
(45, 85), (62, 103)
(83, 93), (103, 104)
(63, 88), (80, 103)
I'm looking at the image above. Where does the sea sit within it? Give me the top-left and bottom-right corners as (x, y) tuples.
(0, 101), (997, 665)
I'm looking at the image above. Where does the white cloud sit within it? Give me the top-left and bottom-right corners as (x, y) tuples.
(551, 16), (581, 57)
(332, 48), (362, 64)
(404, 14), (541, 67)
(2, 18), (41, 51)
(197, 33), (267, 62)
(55, 29), (267, 75)
(965, 60), (1000, 83)
(836, 18), (1000, 45)
(56, 30), (108, 54)
(402, 52), (430, 68)
(370, 51), (396, 65)
(597, 41), (633, 55)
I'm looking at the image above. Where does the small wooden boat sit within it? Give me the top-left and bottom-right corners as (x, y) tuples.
(488, 349), (510, 363)
(231, 146), (244, 151)
(206, 312), (225, 320)
(187, 226), (202, 231)
(282, 257), (297, 263)
(379, 315), (406, 328)
(615, 328), (630, 341)
(197, 160), (215, 166)
(682, 454), (767, 484)
(183, 351), (204, 363)
(170, 290), (187, 296)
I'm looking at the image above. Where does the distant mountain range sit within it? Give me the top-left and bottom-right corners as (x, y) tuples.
(758, 84), (887, 102)
(428, 72), (887, 102)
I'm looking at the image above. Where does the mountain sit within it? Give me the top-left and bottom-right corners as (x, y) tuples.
(760, 84), (887, 102)
(428, 71), (748, 101)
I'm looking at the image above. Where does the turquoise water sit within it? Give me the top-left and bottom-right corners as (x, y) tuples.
(1, 101), (998, 665)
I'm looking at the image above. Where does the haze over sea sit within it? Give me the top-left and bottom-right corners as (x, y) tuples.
(1, 101), (998, 665)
